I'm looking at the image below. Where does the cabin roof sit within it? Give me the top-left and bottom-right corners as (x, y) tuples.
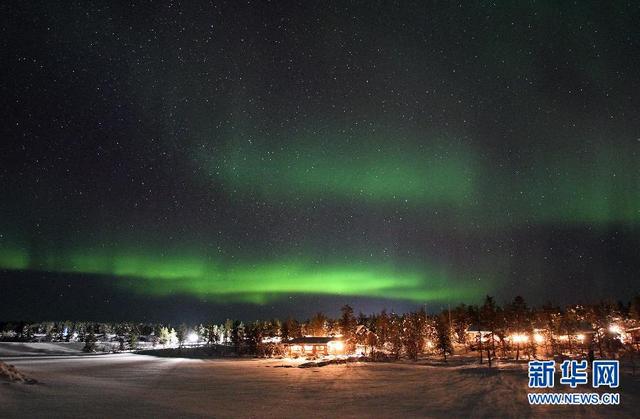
(285, 337), (336, 345)
(466, 324), (491, 333)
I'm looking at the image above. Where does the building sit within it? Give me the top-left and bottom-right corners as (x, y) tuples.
(625, 326), (640, 346)
(354, 324), (375, 356)
(465, 324), (494, 345)
(284, 337), (345, 357)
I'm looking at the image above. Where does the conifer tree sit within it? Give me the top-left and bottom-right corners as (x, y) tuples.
(435, 313), (453, 362)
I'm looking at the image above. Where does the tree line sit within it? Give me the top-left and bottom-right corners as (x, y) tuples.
(1, 295), (639, 363)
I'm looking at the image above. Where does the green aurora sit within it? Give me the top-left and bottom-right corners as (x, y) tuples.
(211, 133), (478, 206)
(1, 136), (636, 306)
(2, 2), (640, 320)
(206, 132), (639, 226)
(0, 245), (486, 304)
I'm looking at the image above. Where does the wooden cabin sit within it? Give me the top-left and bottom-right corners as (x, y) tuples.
(284, 337), (345, 357)
(626, 326), (640, 346)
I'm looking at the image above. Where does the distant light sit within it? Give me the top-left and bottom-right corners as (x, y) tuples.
(186, 332), (199, 343)
(576, 334), (585, 342)
(511, 334), (529, 344)
(608, 324), (621, 335)
(534, 334), (544, 344)
(608, 324), (626, 343)
(328, 340), (344, 352)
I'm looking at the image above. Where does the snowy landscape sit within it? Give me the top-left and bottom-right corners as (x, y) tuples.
(4, 1), (640, 418)
(0, 343), (638, 418)
(2, 300), (640, 417)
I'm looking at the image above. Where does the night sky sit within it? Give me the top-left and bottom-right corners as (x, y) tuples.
(1, 2), (639, 322)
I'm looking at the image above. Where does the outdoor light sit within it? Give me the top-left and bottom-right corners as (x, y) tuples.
(511, 334), (529, 344)
(533, 333), (544, 344)
(186, 332), (199, 344)
(576, 334), (585, 342)
(328, 340), (344, 352)
(608, 324), (626, 343)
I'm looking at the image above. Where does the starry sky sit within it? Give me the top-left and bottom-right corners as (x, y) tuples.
(1, 1), (638, 322)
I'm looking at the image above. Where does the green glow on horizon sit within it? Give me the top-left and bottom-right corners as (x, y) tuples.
(67, 249), (209, 280)
(121, 260), (483, 303)
(0, 246), (486, 304)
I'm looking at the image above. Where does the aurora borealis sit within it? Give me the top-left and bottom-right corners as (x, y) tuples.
(211, 132), (478, 205)
(211, 131), (639, 224)
(0, 243), (483, 304)
(1, 2), (639, 321)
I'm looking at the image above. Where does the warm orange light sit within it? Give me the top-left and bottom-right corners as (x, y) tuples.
(511, 334), (529, 344)
(534, 334), (544, 344)
(609, 324), (621, 334)
(328, 340), (344, 352)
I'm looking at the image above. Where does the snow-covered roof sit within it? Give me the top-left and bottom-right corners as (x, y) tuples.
(285, 337), (337, 345)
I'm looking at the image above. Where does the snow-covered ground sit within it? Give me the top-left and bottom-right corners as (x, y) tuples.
(0, 342), (86, 357)
(0, 341), (156, 357)
(0, 361), (36, 384)
(1, 349), (638, 418)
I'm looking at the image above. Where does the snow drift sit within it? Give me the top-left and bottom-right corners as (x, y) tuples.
(0, 361), (37, 384)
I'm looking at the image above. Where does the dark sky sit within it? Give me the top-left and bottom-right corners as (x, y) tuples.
(1, 1), (639, 322)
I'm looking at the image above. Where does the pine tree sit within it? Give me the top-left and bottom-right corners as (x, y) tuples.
(308, 312), (328, 337)
(435, 313), (453, 362)
(176, 324), (188, 348)
(83, 331), (97, 353)
(205, 323), (219, 346)
(374, 310), (390, 355)
(402, 311), (426, 361)
(507, 296), (530, 360)
(128, 331), (139, 350)
(388, 313), (403, 359)
(168, 328), (177, 346)
(481, 296), (498, 367)
(231, 320), (245, 355)
(539, 302), (561, 357)
(281, 318), (291, 341)
(158, 326), (171, 346)
(339, 305), (357, 353)
(245, 321), (263, 355)
(467, 305), (484, 364)
(451, 304), (471, 346)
